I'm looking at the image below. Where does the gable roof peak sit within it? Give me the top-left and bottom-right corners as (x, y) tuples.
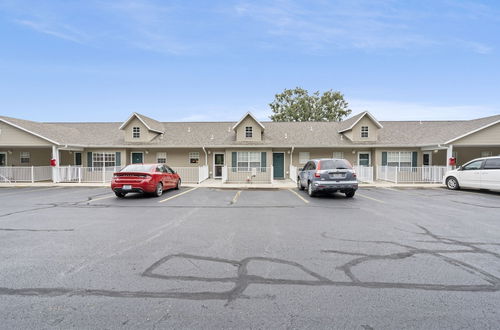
(338, 111), (383, 133)
(232, 112), (265, 131)
(119, 112), (164, 134)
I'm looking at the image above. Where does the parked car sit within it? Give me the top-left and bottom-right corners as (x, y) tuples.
(297, 158), (358, 197)
(111, 164), (181, 198)
(444, 156), (500, 191)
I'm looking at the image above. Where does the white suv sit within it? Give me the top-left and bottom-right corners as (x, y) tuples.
(444, 156), (500, 191)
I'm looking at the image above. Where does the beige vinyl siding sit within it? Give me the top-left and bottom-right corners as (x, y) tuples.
(453, 147), (500, 166)
(235, 117), (263, 142)
(349, 116), (379, 142)
(0, 122), (53, 146)
(452, 122), (500, 145)
(135, 148), (206, 167)
(0, 148), (52, 166)
(122, 117), (159, 143)
(291, 148), (357, 167)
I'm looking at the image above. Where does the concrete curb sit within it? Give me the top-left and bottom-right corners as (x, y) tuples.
(0, 182), (446, 189)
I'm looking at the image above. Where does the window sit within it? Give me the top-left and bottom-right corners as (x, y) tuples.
(132, 127), (140, 139)
(20, 152), (30, 164)
(237, 152), (261, 171)
(245, 126), (253, 138)
(481, 151), (493, 158)
(484, 158), (500, 169)
(361, 126), (369, 138)
(462, 160), (483, 170)
(157, 152), (167, 164)
(299, 152), (310, 164)
(387, 151), (412, 167)
(333, 151), (344, 159)
(189, 152), (199, 164)
(92, 152), (116, 168)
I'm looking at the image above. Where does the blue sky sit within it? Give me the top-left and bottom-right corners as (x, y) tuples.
(1, 0), (499, 123)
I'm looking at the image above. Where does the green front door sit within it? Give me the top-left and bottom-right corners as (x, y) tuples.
(131, 152), (143, 164)
(273, 153), (284, 179)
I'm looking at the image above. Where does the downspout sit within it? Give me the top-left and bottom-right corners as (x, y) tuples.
(202, 147), (208, 166)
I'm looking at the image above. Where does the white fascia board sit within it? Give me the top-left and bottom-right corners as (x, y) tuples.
(444, 120), (500, 144)
(231, 112), (266, 131)
(0, 118), (60, 145)
(338, 111), (383, 133)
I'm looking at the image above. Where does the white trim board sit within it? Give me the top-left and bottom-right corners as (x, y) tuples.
(119, 113), (164, 134)
(444, 120), (500, 144)
(338, 111), (383, 133)
(0, 118), (60, 145)
(232, 112), (265, 131)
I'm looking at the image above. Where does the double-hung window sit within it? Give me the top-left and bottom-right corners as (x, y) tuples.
(20, 152), (30, 164)
(361, 126), (369, 138)
(189, 152), (199, 164)
(332, 151), (344, 159)
(245, 126), (253, 138)
(132, 127), (140, 139)
(92, 152), (116, 169)
(237, 152), (261, 172)
(387, 151), (412, 168)
(157, 152), (167, 164)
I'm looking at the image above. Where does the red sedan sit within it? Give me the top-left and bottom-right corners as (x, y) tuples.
(111, 164), (181, 198)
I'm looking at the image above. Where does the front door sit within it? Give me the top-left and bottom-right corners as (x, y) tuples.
(214, 153), (224, 178)
(423, 152), (432, 166)
(422, 151), (432, 180)
(273, 153), (285, 179)
(0, 153), (6, 166)
(131, 152), (143, 164)
(358, 152), (370, 166)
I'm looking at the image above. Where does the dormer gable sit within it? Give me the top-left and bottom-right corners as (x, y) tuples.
(338, 111), (382, 142)
(120, 112), (164, 143)
(232, 112), (265, 142)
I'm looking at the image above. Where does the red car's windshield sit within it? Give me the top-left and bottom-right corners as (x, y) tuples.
(120, 165), (155, 172)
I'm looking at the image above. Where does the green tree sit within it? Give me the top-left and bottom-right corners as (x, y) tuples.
(269, 87), (351, 122)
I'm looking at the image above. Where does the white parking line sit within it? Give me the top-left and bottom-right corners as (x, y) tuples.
(288, 189), (309, 204)
(0, 187), (64, 197)
(88, 194), (116, 202)
(231, 190), (242, 204)
(356, 193), (386, 204)
(158, 187), (198, 203)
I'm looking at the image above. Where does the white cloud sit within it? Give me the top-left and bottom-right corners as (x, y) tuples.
(14, 19), (88, 44)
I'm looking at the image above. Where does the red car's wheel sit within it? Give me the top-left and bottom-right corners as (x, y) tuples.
(154, 183), (163, 197)
(175, 179), (181, 190)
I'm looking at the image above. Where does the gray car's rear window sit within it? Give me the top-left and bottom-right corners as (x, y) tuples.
(121, 165), (155, 172)
(320, 159), (352, 170)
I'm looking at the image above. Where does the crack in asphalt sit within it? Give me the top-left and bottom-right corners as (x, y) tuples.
(0, 226), (499, 303)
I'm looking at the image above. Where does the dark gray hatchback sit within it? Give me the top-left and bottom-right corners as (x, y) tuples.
(297, 158), (358, 197)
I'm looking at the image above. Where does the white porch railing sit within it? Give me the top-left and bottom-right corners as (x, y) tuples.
(58, 166), (121, 183)
(353, 166), (374, 183)
(377, 166), (447, 183)
(289, 165), (298, 183)
(225, 167), (273, 183)
(0, 166), (52, 183)
(198, 165), (209, 184)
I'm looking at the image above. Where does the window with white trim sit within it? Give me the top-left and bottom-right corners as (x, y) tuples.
(361, 126), (369, 138)
(387, 151), (412, 167)
(245, 126), (253, 138)
(20, 152), (30, 164)
(92, 152), (116, 168)
(189, 152), (199, 164)
(132, 127), (140, 139)
(481, 151), (493, 157)
(299, 152), (310, 164)
(237, 151), (261, 171)
(332, 151), (344, 159)
(157, 152), (167, 164)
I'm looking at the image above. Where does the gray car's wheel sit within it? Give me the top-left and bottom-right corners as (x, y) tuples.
(307, 182), (316, 197)
(446, 176), (460, 190)
(345, 190), (355, 198)
(154, 183), (163, 197)
(297, 178), (304, 190)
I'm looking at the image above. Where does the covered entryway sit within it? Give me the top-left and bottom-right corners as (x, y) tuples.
(273, 152), (285, 179)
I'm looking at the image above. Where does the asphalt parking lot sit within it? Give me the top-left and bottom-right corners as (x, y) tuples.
(0, 186), (499, 329)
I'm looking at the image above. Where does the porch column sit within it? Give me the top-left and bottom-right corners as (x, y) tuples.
(446, 145), (453, 171)
(52, 145), (60, 183)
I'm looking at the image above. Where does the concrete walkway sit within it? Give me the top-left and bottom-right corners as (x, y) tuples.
(0, 180), (445, 189)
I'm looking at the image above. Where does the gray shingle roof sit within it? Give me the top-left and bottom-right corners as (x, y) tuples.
(1, 113), (499, 148)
